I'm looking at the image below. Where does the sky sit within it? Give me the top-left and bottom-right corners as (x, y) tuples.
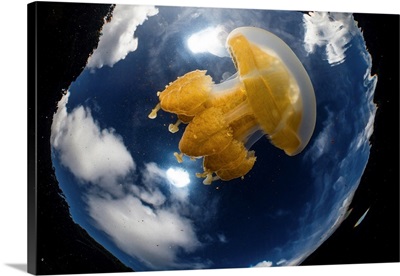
(0, 0), (398, 276)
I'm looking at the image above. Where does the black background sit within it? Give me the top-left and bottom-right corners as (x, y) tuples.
(28, 2), (133, 274)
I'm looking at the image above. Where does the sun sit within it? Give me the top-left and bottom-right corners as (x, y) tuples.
(186, 25), (228, 57)
(166, 167), (190, 188)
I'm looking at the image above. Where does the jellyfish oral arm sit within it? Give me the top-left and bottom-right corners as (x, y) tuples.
(148, 103), (161, 119)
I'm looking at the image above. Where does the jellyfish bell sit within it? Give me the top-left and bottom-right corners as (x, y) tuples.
(226, 27), (316, 156)
(149, 26), (316, 184)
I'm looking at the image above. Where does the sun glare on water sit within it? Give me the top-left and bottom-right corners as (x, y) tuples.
(187, 25), (228, 57)
(166, 167), (190, 188)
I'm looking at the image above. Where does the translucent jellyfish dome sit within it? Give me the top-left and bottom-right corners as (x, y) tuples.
(51, 6), (377, 272)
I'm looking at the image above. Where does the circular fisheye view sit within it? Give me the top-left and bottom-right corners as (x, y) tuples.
(50, 5), (378, 271)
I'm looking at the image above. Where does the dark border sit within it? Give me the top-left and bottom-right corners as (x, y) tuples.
(27, 2), (133, 274)
(27, 2), (37, 274)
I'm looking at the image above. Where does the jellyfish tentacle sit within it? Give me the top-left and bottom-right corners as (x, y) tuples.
(196, 171), (214, 185)
(196, 171), (220, 185)
(148, 103), (161, 119)
(203, 173), (214, 185)
(169, 119), (182, 133)
(174, 152), (184, 163)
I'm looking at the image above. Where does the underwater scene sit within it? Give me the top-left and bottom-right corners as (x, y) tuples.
(47, 4), (389, 272)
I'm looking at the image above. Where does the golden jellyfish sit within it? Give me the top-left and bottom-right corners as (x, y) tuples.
(148, 26), (316, 184)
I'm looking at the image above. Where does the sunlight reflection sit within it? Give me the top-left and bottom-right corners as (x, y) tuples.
(166, 167), (190, 188)
(187, 25), (229, 57)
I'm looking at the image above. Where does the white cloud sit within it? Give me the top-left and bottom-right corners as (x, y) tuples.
(87, 193), (202, 269)
(217, 233), (228, 243)
(87, 5), (159, 69)
(51, 96), (208, 269)
(130, 184), (166, 207)
(276, 259), (287, 265)
(254, 260), (273, 267)
(303, 12), (358, 65)
(353, 94), (376, 151)
(139, 162), (191, 203)
(141, 162), (167, 187)
(51, 92), (135, 196)
(305, 108), (334, 162)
